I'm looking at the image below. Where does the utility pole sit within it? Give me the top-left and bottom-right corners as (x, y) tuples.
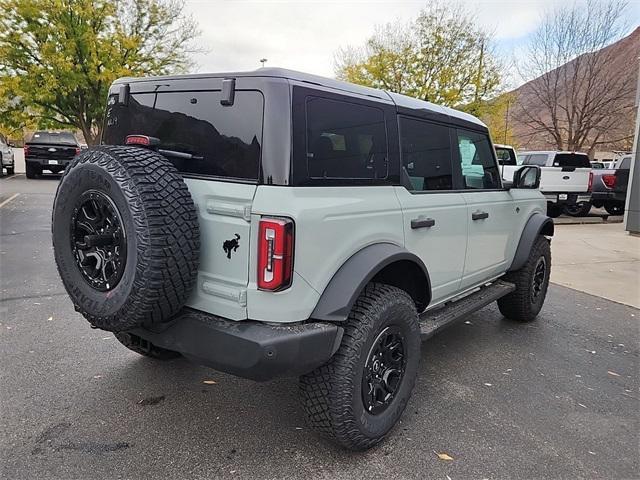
(504, 98), (510, 144)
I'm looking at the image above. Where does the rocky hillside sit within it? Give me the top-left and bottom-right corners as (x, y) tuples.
(510, 27), (639, 153)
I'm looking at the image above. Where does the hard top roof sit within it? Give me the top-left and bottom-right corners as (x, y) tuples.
(113, 68), (486, 128)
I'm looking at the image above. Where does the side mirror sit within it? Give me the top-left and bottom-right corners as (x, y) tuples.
(511, 165), (541, 189)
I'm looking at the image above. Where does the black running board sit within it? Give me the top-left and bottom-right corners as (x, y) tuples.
(419, 280), (515, 340)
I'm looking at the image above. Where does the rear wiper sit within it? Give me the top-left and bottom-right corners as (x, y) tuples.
(158, 149), (203, 161)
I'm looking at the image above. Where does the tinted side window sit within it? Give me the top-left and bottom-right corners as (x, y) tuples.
(456, 130), (501, 189)
(104, 90), (263, 180)
(399, 117), (452, 191)
(554, 153), (591, 168)
(305, 97), (387, 179)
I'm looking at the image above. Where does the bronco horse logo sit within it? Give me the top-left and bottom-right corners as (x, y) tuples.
(223, 234), (241, 259)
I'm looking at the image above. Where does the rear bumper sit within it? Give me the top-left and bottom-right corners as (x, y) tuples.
(131, 309), (343, 381)
(592, 191), (626, 203)
(544, 192), (591, 205)
(26, 158), (72, 168)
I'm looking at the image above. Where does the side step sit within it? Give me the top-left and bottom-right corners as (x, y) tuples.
(419, 280), (515, 340)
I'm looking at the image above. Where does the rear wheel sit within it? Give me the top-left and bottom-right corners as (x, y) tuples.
(498, 235), (551, 322)
(5, 167), (14, 175)
(114, 332), (180, 360)
(563, 202), (592, 217)
(604, 202), (624, 216)
(300, 283), (420, 450)
(26, 162), (40, 179)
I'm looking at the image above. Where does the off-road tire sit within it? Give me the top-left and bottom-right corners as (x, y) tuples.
(26, 162), (39, 179)
(300, 283), (420, 451)
(604, 202), (624, 216)
(498, 235), (551, 322)
(546, 204), (562, 218)
(563, 202), (592, 217)
(114, 332), (180, 360)
(52, 146), (200, 332)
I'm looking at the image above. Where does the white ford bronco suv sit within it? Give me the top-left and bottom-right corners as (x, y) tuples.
(52, 69), (553, 450)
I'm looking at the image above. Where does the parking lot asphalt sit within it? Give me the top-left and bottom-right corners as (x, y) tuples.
(1, 175), (639, 480)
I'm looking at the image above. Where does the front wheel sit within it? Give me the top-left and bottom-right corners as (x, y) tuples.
(498, 235), (551, 322)
(300, 283), (420, 450)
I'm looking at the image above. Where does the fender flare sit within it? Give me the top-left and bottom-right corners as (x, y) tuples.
(509, 213), (554, 271)
(311, 243), (431, 322)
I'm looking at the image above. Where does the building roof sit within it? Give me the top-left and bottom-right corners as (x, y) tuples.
(114, 67), (486, 128)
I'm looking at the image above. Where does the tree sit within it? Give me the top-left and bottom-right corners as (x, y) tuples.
(335, 3), (502, 113)
(513, 0), (636, 154)
(0, 0), (200, 144)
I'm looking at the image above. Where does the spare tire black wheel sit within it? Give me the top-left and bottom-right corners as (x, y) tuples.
(52, 146), (200, 332)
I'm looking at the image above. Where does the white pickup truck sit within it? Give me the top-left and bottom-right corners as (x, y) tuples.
(495, 145), (592, 218)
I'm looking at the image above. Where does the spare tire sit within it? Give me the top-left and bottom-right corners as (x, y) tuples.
(52, 146), (200, 332)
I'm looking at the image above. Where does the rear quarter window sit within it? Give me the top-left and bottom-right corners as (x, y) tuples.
(103, 90), (264, 181)
(522, 154), (548, 166)
(304, 96), (388, 181)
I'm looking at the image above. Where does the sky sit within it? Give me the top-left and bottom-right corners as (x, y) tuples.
(183, 0), (640, 88)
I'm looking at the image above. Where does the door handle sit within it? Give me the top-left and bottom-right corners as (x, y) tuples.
(472, 211), (489, 220)
(411, 217), (436, 229)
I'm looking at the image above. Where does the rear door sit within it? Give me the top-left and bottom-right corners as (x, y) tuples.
(103, 83), (265, 320)
(456, 129), (517, 288)
(394, 117), (467, 304)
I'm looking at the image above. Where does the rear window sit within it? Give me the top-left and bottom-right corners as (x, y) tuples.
(521, 154), (548, 166)
(30, 132), (78, 145)
(305, 97), (387, 180)
(495, 147), (517, 166)
(553, 153), (590, 168)
(103, 90), (263, 180)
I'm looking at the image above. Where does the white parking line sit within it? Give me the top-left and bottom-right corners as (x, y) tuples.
(3, 174), (23, 180)
(0, 193), (20, 208)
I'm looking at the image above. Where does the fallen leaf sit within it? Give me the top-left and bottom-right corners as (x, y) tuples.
(464, 320), (472, 325)
(436, 452), (454, 461)
(93, 375), (102, 379)
(203, 380), (217, 385)
(47, 317), (53, 321)
(578, 403), (587, 409)
(607, 371), (620, 377)
(484, 383), (493, 387)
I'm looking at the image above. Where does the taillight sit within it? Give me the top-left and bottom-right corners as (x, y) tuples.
(587, 171), (593, 192)
(257, 217), (294, 291)
(23, 145), (29, 156)
(75, 147), (81, 156)
(125, 135), (160, 147)
(602, 174), (617, 189)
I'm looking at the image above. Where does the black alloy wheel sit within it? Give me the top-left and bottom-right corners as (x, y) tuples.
(71, 190), (127, 291)
(362, 326), (407, 415)
(531, 256), (547, 302)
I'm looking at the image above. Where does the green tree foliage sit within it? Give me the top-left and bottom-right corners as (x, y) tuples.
(335, 3), (502, 114)
(0, 0), (200, 144)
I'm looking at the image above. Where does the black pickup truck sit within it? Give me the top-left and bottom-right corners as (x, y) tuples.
(590, 155), (631, 215)
(24, 131), (80, 178)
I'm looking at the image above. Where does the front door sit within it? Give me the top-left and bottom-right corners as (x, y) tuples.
(394, 117), (467, 304)
(454, 128), (517, 289)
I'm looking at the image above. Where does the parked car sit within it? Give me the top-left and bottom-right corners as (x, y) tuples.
(500, 150), (592, 217)
(51, 69), (553, 450)
(24, 131), (80, 178)
(0, 136), (15, 176)
(591, 161), (605, 169)
(590, 155), (632, 215)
